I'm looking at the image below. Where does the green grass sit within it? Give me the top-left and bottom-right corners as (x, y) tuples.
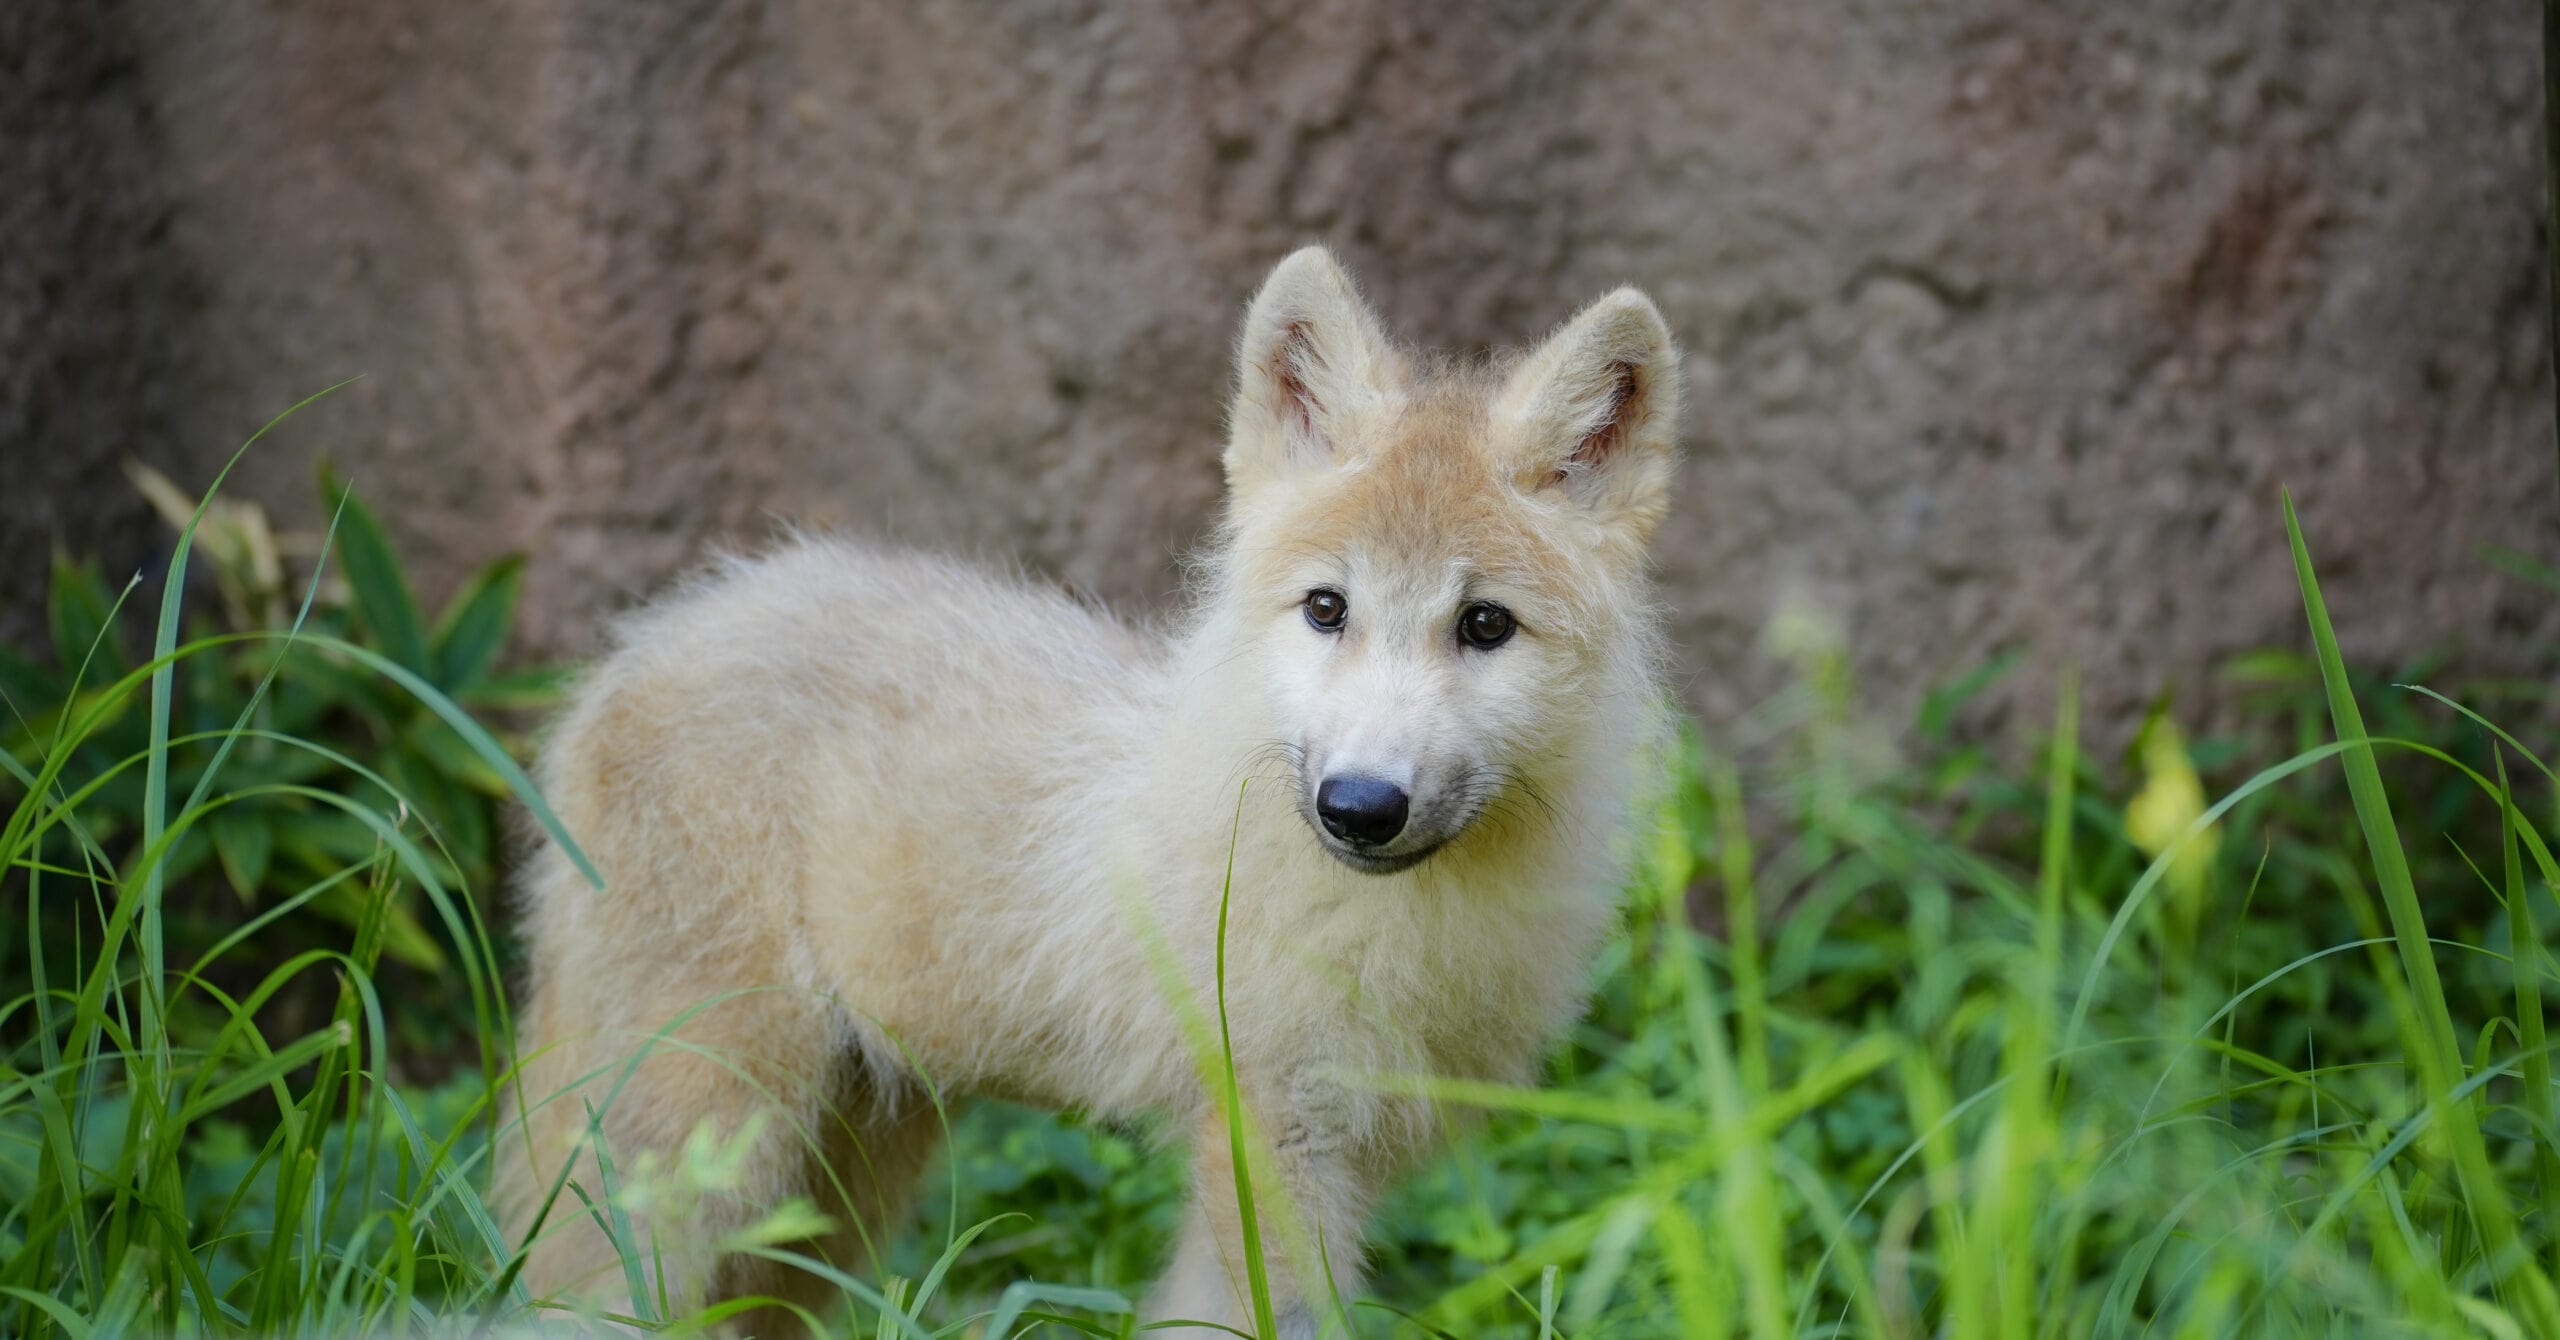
(3, 445), (2557, 1337)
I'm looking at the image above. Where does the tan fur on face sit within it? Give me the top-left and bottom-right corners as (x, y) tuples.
(498, 247), (1682, 1338)
(1230, 377), (1614, 646)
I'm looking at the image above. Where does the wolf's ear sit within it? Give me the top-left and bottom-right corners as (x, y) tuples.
(1492, 288), (1681, 544)
(1225, 246), (1403, 490)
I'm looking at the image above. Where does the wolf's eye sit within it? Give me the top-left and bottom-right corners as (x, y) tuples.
(1304, 588), (1349, 632)
(1459, 602), (1515, 649)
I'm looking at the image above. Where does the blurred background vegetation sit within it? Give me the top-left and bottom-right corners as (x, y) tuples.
(3, 457), (2554, 1336)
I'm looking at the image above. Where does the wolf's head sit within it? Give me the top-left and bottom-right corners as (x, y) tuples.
(1209, 247), (1679, 876)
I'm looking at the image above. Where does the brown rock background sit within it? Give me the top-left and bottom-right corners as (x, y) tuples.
(4, 0), (2553, 740)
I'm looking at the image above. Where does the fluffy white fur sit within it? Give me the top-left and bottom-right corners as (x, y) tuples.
(497, 247), (1682, 1337)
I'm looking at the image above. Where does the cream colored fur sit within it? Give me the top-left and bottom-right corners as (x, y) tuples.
(497, 247), (1682, 1337)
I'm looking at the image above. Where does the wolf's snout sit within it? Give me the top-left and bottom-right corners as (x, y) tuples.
(1316, 775), (1410, 847)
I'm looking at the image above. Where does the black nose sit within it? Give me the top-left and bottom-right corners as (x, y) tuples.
(1316, 776), (1409, 847)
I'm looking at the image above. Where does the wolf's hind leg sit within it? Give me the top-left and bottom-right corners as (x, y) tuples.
(718, 1065), (948, 1337)
(508, 977), (909, 1332)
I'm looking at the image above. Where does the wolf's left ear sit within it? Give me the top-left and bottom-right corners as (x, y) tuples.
(1225, 246), (1404, 491)
(1492, 288), (1682, 545)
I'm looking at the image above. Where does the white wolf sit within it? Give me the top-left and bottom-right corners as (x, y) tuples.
(497, 246), (1682, 1336)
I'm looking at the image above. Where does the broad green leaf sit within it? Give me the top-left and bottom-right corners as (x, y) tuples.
(312, 880), (446, 972)
(47, 552), (125, 683)
(3, 681), (131, 766)
(319, 467), (432, 677)
(456, 663), (573, 713)
(131, 819), (214, 890)
(381, 743), (491, 878)
(403, 716), (511, 797)
(272, 807), (389, 871)
(0, 643), (65, 721)
(431, 553), (525, 691)
(207, 805), (274, 903)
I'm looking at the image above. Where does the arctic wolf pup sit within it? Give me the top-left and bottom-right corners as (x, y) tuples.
(500, 247), (1682, 1336)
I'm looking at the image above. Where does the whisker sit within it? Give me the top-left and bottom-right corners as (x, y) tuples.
(1224, 738), (1309, 806)
(1450, 765), (1568, 849)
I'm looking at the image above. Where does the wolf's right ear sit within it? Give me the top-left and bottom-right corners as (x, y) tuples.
(1225, 246), (1403, 490)
(1491, 287), (1681, 549)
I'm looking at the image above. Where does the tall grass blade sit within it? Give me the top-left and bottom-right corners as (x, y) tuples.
(2282, 489), (2560, 1330)
(2500, 750), (2560, 1287)
(1213, 781), (1281, 1339)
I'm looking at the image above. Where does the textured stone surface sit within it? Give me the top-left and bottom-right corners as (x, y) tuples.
(0, 1), (159, 650)
(4, 0), (2552, 740)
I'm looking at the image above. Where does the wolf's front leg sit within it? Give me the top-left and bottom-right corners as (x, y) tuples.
(1145, 1107), (1377, 1338)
